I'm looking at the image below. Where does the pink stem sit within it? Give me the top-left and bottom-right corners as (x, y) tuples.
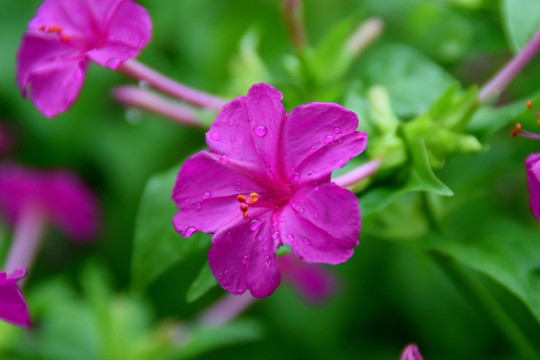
(197, 293), (255, 328)
(112, 86), (206, 129)
(117, 60), (227, 111)
(333, 159), (381, 188)
(4, 206), (45, 278)
(478, 27), (540, 103)
(281, 0), (307, 51)
(346, 17), (384, 56)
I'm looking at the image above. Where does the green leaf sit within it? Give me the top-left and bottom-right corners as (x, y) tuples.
(358, 43), (457, 118)
(186, 262), (217, 303)
(502, 0), (540, 53)
(131, 165), (211, 292)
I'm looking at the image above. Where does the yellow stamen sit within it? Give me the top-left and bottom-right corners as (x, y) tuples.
(237, 194), (247, 203)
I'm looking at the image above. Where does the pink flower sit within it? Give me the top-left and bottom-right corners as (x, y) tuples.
(400, 344), (424, 360)
(0, 269), (31, 328)
(172, 83), (367, 298)
(0, 163), (99, 241)
(16, 0), (152, 118)
(277, 255), (336, 304)
(526, 153), (540, 220)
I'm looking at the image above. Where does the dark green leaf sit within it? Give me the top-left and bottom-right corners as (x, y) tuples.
(186, 262), (217, 303)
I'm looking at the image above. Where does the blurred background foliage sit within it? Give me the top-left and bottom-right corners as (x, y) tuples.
(1, 0), (540, 359)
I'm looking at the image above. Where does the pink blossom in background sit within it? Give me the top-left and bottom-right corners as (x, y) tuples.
(16, 0), (152, 118)
(0, 162), (98, 241)
(526, 153), (540, 220)
(400, 344), (423, 360)
(172, 83), (367, 298)
(277, 255), (336, 304)
(0, 269), (31, 328)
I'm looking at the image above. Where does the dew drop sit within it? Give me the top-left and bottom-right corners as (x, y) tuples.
(228, 118), (235, 126)
(292, 171), (300, 182)
(257, 235), (263, 242)
(279, 216), (286, 223)
(287, 234), (295, 242)
(324, 135), (334, 143)
(265, 256), (271, 267)
(210, 132), (221, 141)
(236, 288), (244, 294)
(334, 126), (341, 134)
(299, 208), (305, 214)
(185, 226), (196, 237)
(272, 231), (280, 240)
(303, 238), (310, 245)
(250, 219), (262, 232)
(309, 145), (317, 153)
(263, 244), (269, 251)
(219, 155), (228, 164)
(272, 220), (279, 227)
(203, 191), (211, 200)
(254, 125), (267, 137)
(196, 202), (202, 210)
(223, 270), (229, 275)
(106, 58), (121, 68)
(241, 255), (248, 264)
(308, 170), (315, 176)
(313, 213), (320, 220)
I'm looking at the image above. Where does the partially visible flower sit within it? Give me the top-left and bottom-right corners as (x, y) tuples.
(526, 153), (540, 220)
(16, 0), (151, 117)
(277, 255), (336, 304)
(172, 83), (367, 298)
(0, 163), (99, 274)
(400, 344), (423, 360)
(0, 269), (31, 328)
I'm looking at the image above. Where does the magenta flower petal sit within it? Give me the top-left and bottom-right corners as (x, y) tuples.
(526, 153), (540, 220)
(284, 103), (367, 184)
(400, 344), (424, 360)
(16, 34), (88, 118)
(205, 83), (286, 182)
(0, 269), (31, 328)
(17, 0), (151, 117)
(172, 83), (366, 297)
(208, 213), (281, 298)
(0, 163), (98, 241)
(172, 151), (274, 237)
(279, 182), (360, 264)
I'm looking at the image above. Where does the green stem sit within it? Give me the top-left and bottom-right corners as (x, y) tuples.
(433, 253), (540, 360)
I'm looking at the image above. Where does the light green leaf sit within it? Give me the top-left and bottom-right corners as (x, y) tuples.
(502, 0), (540, 53)
(186, 262), (217, 303)
(131, 165), (211, 292)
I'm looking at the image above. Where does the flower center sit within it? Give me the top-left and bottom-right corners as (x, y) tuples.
(37, 24), (71, 42)
(237, 193), (259, 219)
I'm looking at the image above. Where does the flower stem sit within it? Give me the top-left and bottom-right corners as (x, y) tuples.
(281, 0), (307, 51)
(4, 206), (45, 281)
(117, 60), (227, 111)
(345, 17), (384, 56)
(197, 293), (255, 328)
(478, 27), (540, 104)
(334, 159), (381, 188)
(112, 86), (206, 129)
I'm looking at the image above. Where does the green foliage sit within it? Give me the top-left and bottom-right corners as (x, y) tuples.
(502, 0), (540, 52)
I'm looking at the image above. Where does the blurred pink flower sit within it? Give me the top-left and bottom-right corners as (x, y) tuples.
(0, 162), (98, 241)
(172, 83), (367, 298)
(0, 269), (31, 328)
(400, 344), (423, 360)
(526, 153), (540, 220)
(16, 0), (151, 117)
(277, 255), (336, 304)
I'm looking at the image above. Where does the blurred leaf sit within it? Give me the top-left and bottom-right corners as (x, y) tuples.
(358, 43), (457, 118)
(502, 0), (540, 52)
(186, 262), (217, 303)
(132, 165), (211, 292)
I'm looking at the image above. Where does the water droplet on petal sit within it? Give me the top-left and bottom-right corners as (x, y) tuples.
(303, 238), (310, 245)
(223, 270), (229, 275)
(236, 288), (244, 294)
(263, 244), (269, 251)
(250, 219), (262, 232)
(292, 172), (300, 182)
(272, 231), (280, 240)
(308, 170), (315, 176)
(272, 220), (278, 227)
(210, 132), (221, 141)
(185, 227), (196, 237)
(106, 58), (121, 68)
(196, 202), (202, 210)
(313, 213), (319, 220)
(324, 135), (334, 143)
(257, 235), (263, 242)
(287, 234), (295, 242)
(309, 145), (317, 153)
(279, 216), (286, 223)
(228, 118), (235, 126)
(334, 126), (341, 134)
(255, 125), (267, 137)
(203, 191), (211, 199)
(299, 208), (305, 214)
(265, 256), (271, 267)
(219, 155), (228, 164)
(242, 255), (248, 264)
